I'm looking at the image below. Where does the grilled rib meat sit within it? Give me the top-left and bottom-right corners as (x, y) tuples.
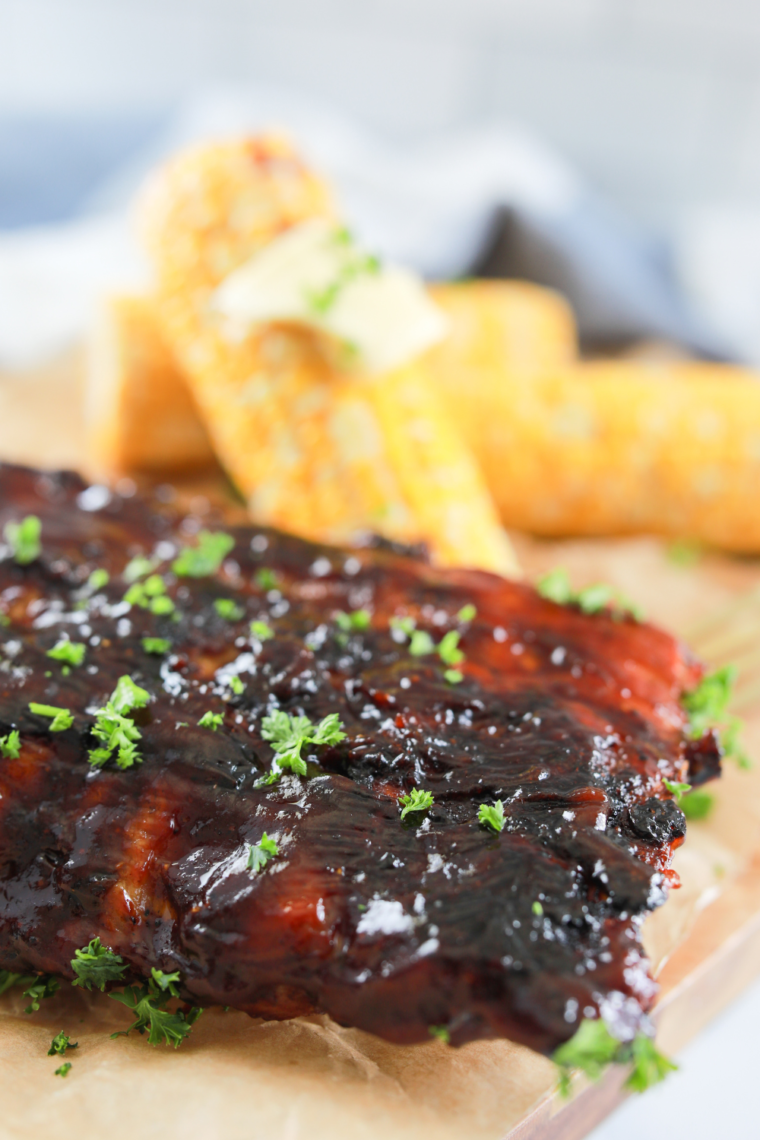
(0, 463), (718, 1053)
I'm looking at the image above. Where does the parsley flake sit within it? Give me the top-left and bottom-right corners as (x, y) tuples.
(55, 1062), (72, 1077)
(173, 531), (234, 578)
(681, 788), (715, 821)
(399, 788), (434, 820)
(48, 1031), (78, 1057)
(429, 1025), (450, 1044)
(29, 703), (73, 732)
(87, 568), (110, 592)
(214, 598), (244, 621)
(255, 567), (279, 591)
(457, 604), (477, 623)
(23, 975), (59, 1013)
(438, 630), (464, 667)
(553, 1019), (676, 1098)
(0, 730), (21, 759)
(335, 609), (371, 632)
(389, 615), (416, 639)
(250, 620), (274, 641)
(444, 669), (463, 685)
(198, 711), (224, 731)
(125, 574), (175, 615)
(663, 777), (691, 802)
(89, 676), (150, 769)
(123, 555), (158, 583)
(409, 630), (435, 657)
(260, 710), (346, 780)
(109, 975), (202, 1048)
(112, 675), (150, 715)
(683, 666), (749, 767)
(142, 637), (171, 655)
(247, 832), (279, 873)
(4, 515), (41, 565)
(0, 969), (37, 996)
(537, 568), (643, 620)
(229, 675), (245, 695)
(71, 937), (128, 990)
(47, 639), (85, 668)
(532, 900), (544, 917)
(478, 800), (505, 833)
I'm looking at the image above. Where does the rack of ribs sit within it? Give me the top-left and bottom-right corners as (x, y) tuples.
(0, 462), (719, 1053)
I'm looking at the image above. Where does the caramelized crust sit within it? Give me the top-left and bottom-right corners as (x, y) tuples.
(0, 464), (716, 1052)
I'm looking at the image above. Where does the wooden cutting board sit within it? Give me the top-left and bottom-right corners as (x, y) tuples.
(1, 359), (760, 1140)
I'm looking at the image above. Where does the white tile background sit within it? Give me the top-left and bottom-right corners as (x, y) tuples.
(2, 0), (760, 227)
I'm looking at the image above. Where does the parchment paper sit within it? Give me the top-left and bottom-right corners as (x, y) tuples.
(1, 366), (760, 1140)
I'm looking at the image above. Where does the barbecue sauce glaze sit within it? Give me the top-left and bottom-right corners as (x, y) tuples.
(0, 464), (718, 1053)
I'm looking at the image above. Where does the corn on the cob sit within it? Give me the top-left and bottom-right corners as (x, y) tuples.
(433, 357), (760, 551)
(85, 279), (576, 481)
(86, 294), (215, 475)
(138, 137), (516, 574)
(427, 279), (577, 378)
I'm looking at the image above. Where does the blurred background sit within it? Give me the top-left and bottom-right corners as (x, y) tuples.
(4, 0), (760, 367)
(2, 3), (760, 1138)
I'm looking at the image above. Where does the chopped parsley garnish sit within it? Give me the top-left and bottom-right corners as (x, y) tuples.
(4, 515), (41, 565)
(682, 665), (749, 768)
(260, 710), (346, 780)
(214, 598), (244, 621)
(125, 574), (175, 615)
(47, 639), (86, 667)
(444, 669), (463, 685)
(438, 630), (464, 667)
(532, 900), (544, 917)
(247, 833), (279, 873)
(87, 568), (110, 592)
(625, 1034), (679, 1094)
(229, 675), (245, 696)
(48, 1031), (78, 1057)
(335, 609), (371, 632)
(109, 974), (202, 1048)
(478, 800), (505, 833)
(112, 675), (150, 715)
(0, 969), (37, 996)
(250, 620), (274, 641)
(681, 788), (715, 821)
(255, 567), (279, 591)
(173, 531), (235, 578)
(89, 675), (150, 769)
(305, 239), (381, 316)
(389, 615), (416, 638)
(149, 594), (176, 616)
(29, 703), (74, 732)
(198, 711), (224, 731)
(123, 555), (158, 583)
(399, 788), (434, 820)
(662, 778), (691, 802)
(553, 1019), (676, 1097)
(0, 730), (21, 759)
(429, 1025), (450, 1044)
(537, 568), (643, 620)
(55, 1062), (72, 1077)
(71, 938), (128, 990)
(23, 975), (59, 1013)
(536, 567), (574, 605)
(409, 629), (435, 656)
(457, 604), (477, 623)
(142, 637), (171, 656)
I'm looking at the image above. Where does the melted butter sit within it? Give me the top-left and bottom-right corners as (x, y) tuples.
(212, 218), (448, 375)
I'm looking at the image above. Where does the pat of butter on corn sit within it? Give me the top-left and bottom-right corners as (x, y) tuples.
(212, 218), (448, 375)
